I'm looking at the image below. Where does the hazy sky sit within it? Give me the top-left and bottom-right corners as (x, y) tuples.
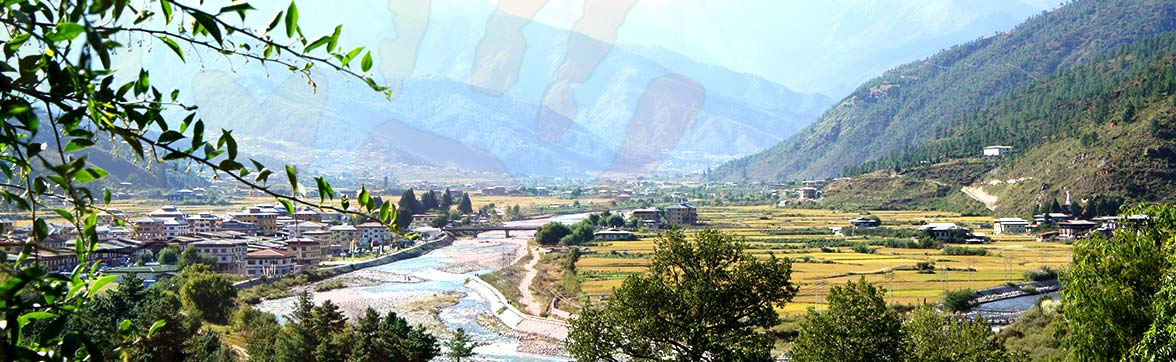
(246, 0), (1060, 96)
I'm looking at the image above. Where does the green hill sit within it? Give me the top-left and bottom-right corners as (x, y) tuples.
(713, 0), (1176, 182)
(714, 0), (1176, 214)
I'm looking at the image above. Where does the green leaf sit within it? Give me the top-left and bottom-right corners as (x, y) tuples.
(284, 2), (299, 38)
(74, 168), (109, 183)
(18, 312), (57, 327)
(219, 1), (255, 20)
(266, 11), (283, 33)
(342, 47), (363, 67)
(33, 218), (48, 241)
(328, 25), (342, 52)
(191, 11), (223, 44)
(315, 177), (334, 202)
(52, 209), (75, 224)
(379, 201), (392, 224)
(285, 165), (299, 195)
(161, 0), (174, 23)
(47, 23), (85, 42)
(157, 130), (184, 144)
(147, 320), (167, 337)
(64, 138), (94, 152)
(157, 36), (185, 63)
(88, 275), (118, 296)
(104, 189), (111, 205)
(278, 199), (295, 216)
(304, 35), (330, 53)
(361, 51), (373, 72)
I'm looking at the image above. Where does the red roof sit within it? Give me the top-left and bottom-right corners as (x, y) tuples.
(245, 249), (294, 259)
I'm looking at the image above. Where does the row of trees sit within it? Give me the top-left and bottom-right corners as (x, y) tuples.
(395, 189), (473, 229)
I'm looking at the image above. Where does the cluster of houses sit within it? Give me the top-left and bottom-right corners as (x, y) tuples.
(2, 203), (425, 279)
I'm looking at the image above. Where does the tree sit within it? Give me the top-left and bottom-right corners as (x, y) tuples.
(178, 246), (218, 270)
(792, 277), (905, 362)
(566, 229), (799, 361)
(430, 213), (450, 228)
(178, 265), (237, 323)
(1064, 204), (1176, 360)
(606, 214), (626, 228)
(535, 222), (573, 246)
(902, 307), (1008, 362)
(396, 193), (417, 230)
(445, 328), (477, 362)
(420, 190), (439, 211)
(458, 193), (474, 214)
(401, 189), (423, 214)
(0, 0), (400, 356)
(437, 189), (451, 209)
(137, 251), (155, 266)
(1122, 101), (1137, 123)
(158, 246), (180, 265)
(944, 289), (976, 312)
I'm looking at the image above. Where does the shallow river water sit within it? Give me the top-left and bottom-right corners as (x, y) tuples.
(256, 214), (588, 361)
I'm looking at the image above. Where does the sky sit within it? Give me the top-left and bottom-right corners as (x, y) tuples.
(277, 0), (1060, 96)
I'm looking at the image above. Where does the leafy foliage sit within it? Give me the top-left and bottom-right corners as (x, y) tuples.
(902, 307), (1008, 362)
(792, 277), (905, 362)
(566, 229), (799, 361)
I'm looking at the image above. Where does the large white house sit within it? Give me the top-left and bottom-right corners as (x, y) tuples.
(993, 218), (1030, 234)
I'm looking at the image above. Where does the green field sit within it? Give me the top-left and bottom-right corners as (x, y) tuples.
(577, 206), (1071, 317)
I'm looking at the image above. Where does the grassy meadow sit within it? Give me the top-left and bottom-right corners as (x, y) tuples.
(576, 206), (1071, 318)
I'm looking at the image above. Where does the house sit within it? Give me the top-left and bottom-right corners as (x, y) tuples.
(301, 229), (336, 257)
(1033, 213), (1071, 224)
(631, 208), (663, 222)
(1037, 230), (1060, 242)
(217, 218), (257, 235)
(1057, 220), (1098, 240)
(993, 218), (1030, 234)
(665, 204), (698, 226)
(132, 218), (166, 241)
(293, 209), (322, 223)
(285, 237), (321, 266)
(982, 145), (1014, 157)
(798, 187), (820, 200)
(918, 223), (969, 242)
(594, 228), (635, 241)
(282, 221), (326, 238)
(412, 213), (439, 227)
(849, 217), (881, 228)
(244, 249), (296, 277)
(187, 213), (220, 233)
(229, 206), (280, 235)
(146, 205), (187, 220)
(162, 218), (190, 238)
(356, 222), (393, 247)
(189, 239), (248, 274)
(329, 224), (359, 251)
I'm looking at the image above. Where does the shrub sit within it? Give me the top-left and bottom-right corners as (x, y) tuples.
(1023, 266), (1059, 281)
(852, 244), (877, 254)
(944, 289), (976, 312)
(943, 246), (988, 256)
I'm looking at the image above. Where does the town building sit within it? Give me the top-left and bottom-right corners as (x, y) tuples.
(1057, 220), (1098, 240)
(665, 204), (698, 226)
(919, 223), (969, 242)
(285, 237), (321, 266)
(412, 213), (439, 228)
(244, 249), (296, 277)
(798, 187), (820, 200)
(187, 213), (221, 233)
(631, 208), (663, 222)
(189, 239), (248, 274)
(229, 206), (280, 235)
(293, 209), (322, 223)
(217, 219), (257, 235)
(132, 218), (166, 241)
(993, 218), (1031, 234)
(329, 224), (359, 252)
(356, 222), (393, 248)
(849, 217), (881, 228)
(162, 218), (190, 238)
(594, 228), (635, 241)
(983, 145), (1015, 157)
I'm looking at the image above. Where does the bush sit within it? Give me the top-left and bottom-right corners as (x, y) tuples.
(916, 261), (936, 274)
(943, 246), (988, 256)
(1023, 266), (1059, 281)
(852, 244), (877, 254)
(535, 222), (573, 245)
(944, 289), (976, 312)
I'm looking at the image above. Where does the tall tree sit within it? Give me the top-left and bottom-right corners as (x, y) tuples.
(440, 189), (454, 209)
(177, 265), (238, 324)
(791, 278), (905, 362)
(1064, 204), (1176, 360)
(458, 193), (474, 214)
(445, 328), (477, 362)
(401, 189), (423, 214)
(566, 229), (799, 361)
(420, 190), (439, 211)
(396, 193), (417, 230)
(902, 307), (1009, 362)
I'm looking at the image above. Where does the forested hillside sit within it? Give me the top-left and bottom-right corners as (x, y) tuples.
(713, 0), (1176, 181)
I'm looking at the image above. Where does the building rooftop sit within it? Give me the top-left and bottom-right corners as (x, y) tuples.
(246, 248), (294, 258)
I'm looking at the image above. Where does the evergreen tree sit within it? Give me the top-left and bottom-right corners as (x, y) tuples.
(440, 189), (454, 209)
(396, 193), (417, 230)
(401, 189), (423, 214)
(459, 193), (474, 214)
(445, 328), (476, 362)
(420, 190), (439, 211)
(1122, 101), (1137, 123)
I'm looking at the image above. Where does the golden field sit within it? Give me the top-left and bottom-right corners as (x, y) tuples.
(577, 206), (1071, 317)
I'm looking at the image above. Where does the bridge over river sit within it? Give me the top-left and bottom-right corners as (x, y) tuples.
(441, 225), (539, 237)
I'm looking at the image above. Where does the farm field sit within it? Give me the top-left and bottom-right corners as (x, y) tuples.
(576, 206), (1072, 317)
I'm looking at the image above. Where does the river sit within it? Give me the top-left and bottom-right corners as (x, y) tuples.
(256, 213), (588, 361)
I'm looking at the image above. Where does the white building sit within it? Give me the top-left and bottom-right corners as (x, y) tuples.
(983, 145), (1014, 157)
(993, 218), (1030, 234)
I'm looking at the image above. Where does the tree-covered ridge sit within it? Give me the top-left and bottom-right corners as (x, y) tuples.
(713, 0), (1176, 181)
